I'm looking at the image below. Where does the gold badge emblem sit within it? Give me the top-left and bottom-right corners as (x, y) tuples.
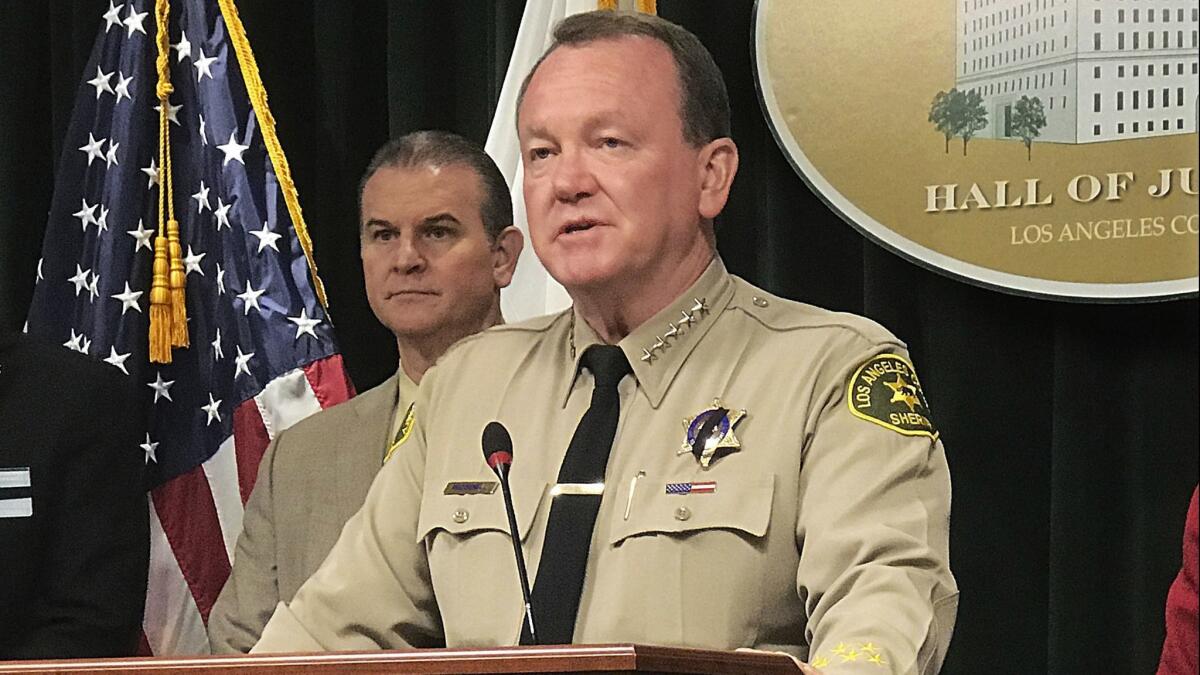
(677, 399), (747, 468)
(846, 354), (938, 439)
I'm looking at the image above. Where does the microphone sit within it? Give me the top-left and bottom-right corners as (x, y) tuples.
(481, 421), (536, 644)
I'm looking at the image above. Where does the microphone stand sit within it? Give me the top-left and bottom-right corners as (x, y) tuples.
(493, 461), (536, 644)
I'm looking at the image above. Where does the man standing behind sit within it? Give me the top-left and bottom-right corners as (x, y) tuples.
(0, 331), (147, 658)
(255, 12), (956, 674)
(207, 131), (523, 652)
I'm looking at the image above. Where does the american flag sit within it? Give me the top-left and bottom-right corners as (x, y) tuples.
(25, 0), (353, 654)
(664, 481), (717, 495)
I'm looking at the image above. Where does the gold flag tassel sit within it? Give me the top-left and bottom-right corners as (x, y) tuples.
(149, 0), (186, 363)
(149, 233), (172, 363)
(595, 1), (656, 13)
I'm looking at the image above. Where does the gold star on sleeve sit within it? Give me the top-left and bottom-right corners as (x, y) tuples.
(831, 642), (848, 655)
(884, 374), (920, 411)
(840, 650), (860, 663)
(867, 653), (887, 666)
(811, 655), (830, 669)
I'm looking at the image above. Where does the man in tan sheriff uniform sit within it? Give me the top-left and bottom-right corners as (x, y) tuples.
(208, 131), (523, 652)
(253, 12), (958, 674)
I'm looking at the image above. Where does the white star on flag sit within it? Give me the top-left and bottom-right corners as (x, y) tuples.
(194, 50), (218, 81)
(112, 282), (143, 314)
(87, 67), (114, 99)
(102, 1), (124, 32)
(87, 271), (101, 303)
(63, 329), (85, 353)
(171, 32), (192, 62)
(183, 246), (206, 275)
(104, 346), (132, 375)
(237, 282), (265, 315)
(79, 133), (106, 166)
(201, 393), (222, 425)
(128, 219), (154, 252)
(199, 114), (208, 145)
(123, 5), (148, 37)
(216, 264), (226, 295)
(73, 198), (98, 230)
(141, 158), (159, 189)
(192, 181), (211, 213)
(214, 198), (232, 230)
(140, 433), (159, 464)
(234, 346), (255, 379)
(147, 372), (174, 403)
(114, 72), (134, 103)
(250, 223), (281, 253)
(105, 139), (120, 168)
(95, 205), (109, 233)
(288, 309), (322, 340)
(154, 100), (182, 126)
(68, 265), (91, 296)
(217, 131), (250, 166)
(211, 328), (225, 361)
(36, 258), (43, 282)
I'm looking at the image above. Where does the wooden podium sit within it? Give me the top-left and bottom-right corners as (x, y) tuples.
(0, 644), (802, 674)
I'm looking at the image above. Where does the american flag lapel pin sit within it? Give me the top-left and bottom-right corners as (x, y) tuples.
(664, 481), (717, 495)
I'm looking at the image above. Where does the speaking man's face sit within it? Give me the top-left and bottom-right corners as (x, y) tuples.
(517, 36), (713, 296)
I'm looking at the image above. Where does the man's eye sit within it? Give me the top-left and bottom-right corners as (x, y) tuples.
(529, 147), (552, 161)
(374, 230), (396, 241)
(426, 227), (451, 240)
(601, 137), (622, 149)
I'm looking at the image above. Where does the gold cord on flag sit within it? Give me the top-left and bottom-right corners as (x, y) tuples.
(596, 1), (656, 14)
(217, 0), (329, 310)
(149, 0), (186, 363)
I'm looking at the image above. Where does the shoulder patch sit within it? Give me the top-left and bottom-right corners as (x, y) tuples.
(846, 354), (938, 440)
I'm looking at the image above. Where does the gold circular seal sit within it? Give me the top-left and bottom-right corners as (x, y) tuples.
(754, 0), (1198, 301)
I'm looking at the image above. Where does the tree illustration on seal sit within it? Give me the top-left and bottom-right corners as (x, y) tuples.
(1011, 95), (1047, 161)
(928, 88), (988, 156)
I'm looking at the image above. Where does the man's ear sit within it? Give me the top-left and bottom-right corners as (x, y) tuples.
(491, 225), (525, 289)
(697, 137), (739, 220)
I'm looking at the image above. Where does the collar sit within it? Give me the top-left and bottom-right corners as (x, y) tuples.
(396, 363), (418, 410)
(557, 257), (734, 409)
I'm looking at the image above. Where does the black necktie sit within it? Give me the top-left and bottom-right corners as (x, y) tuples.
(520, 344), (631, 645)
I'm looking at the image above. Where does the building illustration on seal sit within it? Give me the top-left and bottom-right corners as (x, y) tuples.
(956, 0), (1199, 143)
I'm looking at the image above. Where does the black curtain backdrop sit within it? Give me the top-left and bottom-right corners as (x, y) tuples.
(1, 2), (1196, 673)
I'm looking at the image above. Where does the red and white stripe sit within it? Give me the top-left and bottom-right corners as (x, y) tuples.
(142, 355), (354, 655)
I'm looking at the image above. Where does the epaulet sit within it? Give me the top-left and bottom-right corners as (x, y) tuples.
(487, 308), (568, 334)
(729, 277), (901, 348)
(435, 308), (570, 362)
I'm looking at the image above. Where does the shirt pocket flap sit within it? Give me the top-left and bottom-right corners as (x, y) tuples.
(417, 479), (548, 543)
(607, 473), (775, 546)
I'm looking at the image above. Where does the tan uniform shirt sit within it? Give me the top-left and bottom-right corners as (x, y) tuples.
(255, 259), (958, 674)
(207, 368), (416, 653)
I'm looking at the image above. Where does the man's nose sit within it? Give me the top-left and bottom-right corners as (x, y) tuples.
(551, 148), (598, 204)
(391, 235), (426, 273)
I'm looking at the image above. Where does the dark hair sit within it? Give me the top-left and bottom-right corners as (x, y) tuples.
(358, 130), (512, 240)
(516, 11), (731, 147)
